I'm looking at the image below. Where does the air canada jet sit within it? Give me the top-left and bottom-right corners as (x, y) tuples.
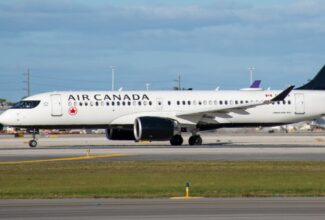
(0, 65), (325, 148)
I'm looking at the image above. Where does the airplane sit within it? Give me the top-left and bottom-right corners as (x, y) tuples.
(0, 65), (324, 148)
(240, 80), (263, 91)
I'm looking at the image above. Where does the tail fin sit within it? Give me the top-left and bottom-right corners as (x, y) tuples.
(297, 65), (325, 90)
(249, 80), (261, 88)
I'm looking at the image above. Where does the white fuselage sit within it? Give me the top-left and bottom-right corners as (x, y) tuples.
(0, 90), (325, 130)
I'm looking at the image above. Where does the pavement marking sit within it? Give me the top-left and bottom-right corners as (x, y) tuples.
(0, 154), (128, 165)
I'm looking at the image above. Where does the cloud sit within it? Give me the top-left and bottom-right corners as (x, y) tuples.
(0, 0), (325, 100)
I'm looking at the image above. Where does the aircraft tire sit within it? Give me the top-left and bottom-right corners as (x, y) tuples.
(29, 140), (37, 148)
(170, 135), (183, 146)
(188, 135), (202, 146)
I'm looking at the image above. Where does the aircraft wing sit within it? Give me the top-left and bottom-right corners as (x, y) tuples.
(177, 85), (294, 117)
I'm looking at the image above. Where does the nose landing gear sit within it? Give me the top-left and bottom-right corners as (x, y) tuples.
(28, 129), (38, 148)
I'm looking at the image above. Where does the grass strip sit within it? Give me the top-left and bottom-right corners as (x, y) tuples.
(1, 161), (325, 198)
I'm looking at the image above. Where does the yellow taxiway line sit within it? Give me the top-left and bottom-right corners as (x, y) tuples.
(0, 154), (128, 165)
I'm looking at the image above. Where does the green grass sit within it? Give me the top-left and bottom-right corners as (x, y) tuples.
(1, 161), (325, 198)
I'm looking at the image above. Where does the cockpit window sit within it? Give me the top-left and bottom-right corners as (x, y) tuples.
(12, 100), (40, 109)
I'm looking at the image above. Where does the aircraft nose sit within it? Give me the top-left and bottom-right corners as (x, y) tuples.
(0, 110), (14, 126)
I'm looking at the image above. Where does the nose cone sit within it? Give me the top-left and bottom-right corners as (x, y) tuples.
(0, 110), (15, 126)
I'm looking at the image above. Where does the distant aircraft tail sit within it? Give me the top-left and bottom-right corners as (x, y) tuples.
(249, 80), (261, 88)
(297, 65), (325, 90)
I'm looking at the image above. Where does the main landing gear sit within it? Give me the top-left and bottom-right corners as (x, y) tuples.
(170, 134), (183, 146)
(188, 135), (202, 146)
(170, 134), (203, 146)
(28, 129), (38, 148)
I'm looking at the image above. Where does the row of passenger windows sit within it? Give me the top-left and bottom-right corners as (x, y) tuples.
(69, 99), (292, 107)
(69, 101), (153, 107)
(172, 100), (291, 105)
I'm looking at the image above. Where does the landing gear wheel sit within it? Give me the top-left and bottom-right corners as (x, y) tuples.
(29, 140), (37, 148)
(170, 135), (183, 146)
(188, 135), (203, 146)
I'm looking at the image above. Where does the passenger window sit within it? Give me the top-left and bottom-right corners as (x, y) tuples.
(122, 101), (126, 106)
(214, 100), (218, 105)
(138, 101), (142, 106)
(85, 102), (88, 106)
(288, 100), (291, 105)
(128, 101), (131, 106)
(199, 101), (202, 105)
(235, 100), (238, 104)
(95, 102), (99, 106)
(220, 101), (223, 105)
(111, 102), (115, 106)
(182, 101), (186, 105)
(149, 101), (152, 106)
(168, 101), (171, 105)
(79, 102), (83, 106)
(143, 101), (147, 106)
(106, 102), (109, 106)
(209, 101), (212, 105)
(203, 100), (207, 105)
(193, 101), (197, 105)
(188, 101), (191, 105)
(177, 101), (180, 105)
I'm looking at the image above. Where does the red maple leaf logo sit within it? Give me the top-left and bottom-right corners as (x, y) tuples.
(68, 107), (78, 116)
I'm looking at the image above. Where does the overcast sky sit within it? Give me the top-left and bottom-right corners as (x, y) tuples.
(0, 0), (324, 101)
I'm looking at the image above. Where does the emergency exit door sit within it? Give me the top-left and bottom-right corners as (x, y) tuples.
(295, 93), (305, 114)
(51, 94), (63, 116)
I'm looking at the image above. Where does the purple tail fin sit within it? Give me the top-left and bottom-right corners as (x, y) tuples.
(249, 80), (261, 88)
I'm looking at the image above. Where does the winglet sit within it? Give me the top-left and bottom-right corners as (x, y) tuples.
(271, 85), (295, 102)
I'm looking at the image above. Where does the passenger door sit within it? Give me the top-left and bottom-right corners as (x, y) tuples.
(295, 93), (305, 114)
(51, 94), (63, 116)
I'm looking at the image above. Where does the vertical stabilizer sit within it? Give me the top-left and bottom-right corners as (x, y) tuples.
(297, 65), (325, 90)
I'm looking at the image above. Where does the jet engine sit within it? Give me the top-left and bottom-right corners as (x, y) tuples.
(105, 128), (135, 140)
(134, 116), (180, 141)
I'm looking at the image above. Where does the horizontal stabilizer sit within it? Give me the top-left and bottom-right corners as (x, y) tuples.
(271, 85), (295, 102)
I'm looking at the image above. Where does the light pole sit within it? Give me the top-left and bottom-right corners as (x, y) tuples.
(248, 67), (255, 85)
(110, 66), (115, 91)
(146, 83), (150, 91)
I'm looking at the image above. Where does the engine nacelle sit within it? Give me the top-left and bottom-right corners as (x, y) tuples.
(105, 128), (135, 140)
(134, 117), (180, 141)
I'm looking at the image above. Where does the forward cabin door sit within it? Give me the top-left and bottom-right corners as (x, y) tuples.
(51, 94), (63, 116)
(295, 93), (305, 114)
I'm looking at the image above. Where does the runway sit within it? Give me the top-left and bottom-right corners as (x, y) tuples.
(2, 133), (325, 162)
(1, 198), (325, 220)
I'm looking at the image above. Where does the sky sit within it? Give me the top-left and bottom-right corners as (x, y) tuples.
(0, 0), (325, 101)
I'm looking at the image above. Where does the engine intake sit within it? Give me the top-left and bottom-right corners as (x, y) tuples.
(134, 117), (180, 141)
(106, 128), (135, 140)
